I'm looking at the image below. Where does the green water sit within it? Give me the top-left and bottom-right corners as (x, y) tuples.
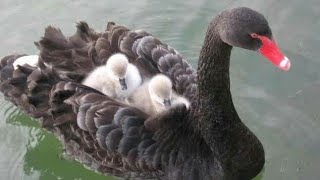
(0, 0), (320, 179)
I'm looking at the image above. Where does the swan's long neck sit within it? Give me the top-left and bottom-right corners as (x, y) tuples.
(195, 21), (265, 178)
(197, 22), (240, 132)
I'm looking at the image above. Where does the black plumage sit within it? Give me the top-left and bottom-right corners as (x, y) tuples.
(0, 7), (281, 179)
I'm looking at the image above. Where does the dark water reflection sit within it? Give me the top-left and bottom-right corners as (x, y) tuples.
(0, 0), (319, 179)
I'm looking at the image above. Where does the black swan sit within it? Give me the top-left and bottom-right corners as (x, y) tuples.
(0, 7), (290, 180)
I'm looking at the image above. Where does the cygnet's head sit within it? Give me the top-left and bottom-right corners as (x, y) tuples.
(148, 74), (173, 107)
(106, 53), (129, 90)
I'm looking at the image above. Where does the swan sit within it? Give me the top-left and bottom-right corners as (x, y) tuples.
(82, 53), (142, 100)
(126, 74), (190, 116)
(0, 7), (291, 179)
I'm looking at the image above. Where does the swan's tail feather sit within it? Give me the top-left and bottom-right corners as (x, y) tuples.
(74, 21), (101, 43)
(39, 26), (74, 51)
(0, 54), (26, 81)
(36, 24), (98, 82)
(35, 22), (122, 83)
(0, 53), (67, 127)
(37, 22), (99, 51)
(0, 55), (29, 103)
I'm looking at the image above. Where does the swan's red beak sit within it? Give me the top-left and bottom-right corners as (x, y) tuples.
(256, 35), (291, 71)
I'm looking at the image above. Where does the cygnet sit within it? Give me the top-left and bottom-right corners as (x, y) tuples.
(126, 74), (190, 115)
(82, 53), (142, 100)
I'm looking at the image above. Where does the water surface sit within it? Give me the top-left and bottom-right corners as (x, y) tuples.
(0, 0), (319, 179)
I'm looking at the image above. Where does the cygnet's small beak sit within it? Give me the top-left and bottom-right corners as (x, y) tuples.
(163, 99), (171, 107)
(119, 78), (127, 90)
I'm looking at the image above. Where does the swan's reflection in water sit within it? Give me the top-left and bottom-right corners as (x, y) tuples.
(0, 97), (40, 180)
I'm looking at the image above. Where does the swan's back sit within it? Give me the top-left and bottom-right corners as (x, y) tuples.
(0, 22), (212, 179)
(104, 23), (197, 100)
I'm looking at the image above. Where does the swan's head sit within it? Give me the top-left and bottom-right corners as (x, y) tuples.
(148, 74), (173, 108)
(215, 7), (290, 71)
(106, 53), (129, 90)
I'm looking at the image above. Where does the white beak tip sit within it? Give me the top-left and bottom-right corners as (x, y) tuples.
(279, 56), (291, 71)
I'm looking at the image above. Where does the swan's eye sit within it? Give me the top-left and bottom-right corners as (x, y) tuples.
(250, 33), (259, 38)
